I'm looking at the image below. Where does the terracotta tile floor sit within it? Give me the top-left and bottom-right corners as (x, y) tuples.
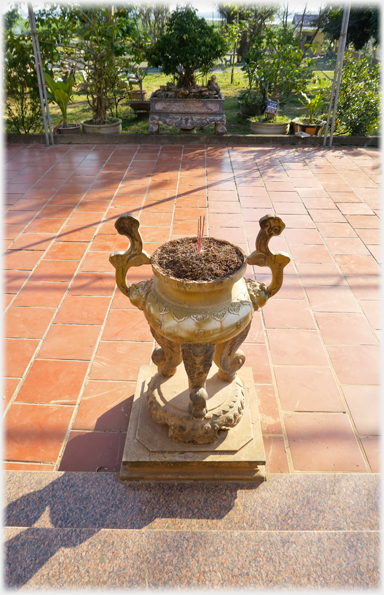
(3, 142), (381, 474)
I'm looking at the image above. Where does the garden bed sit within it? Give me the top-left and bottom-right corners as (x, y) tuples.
(6, 132), (380, 147)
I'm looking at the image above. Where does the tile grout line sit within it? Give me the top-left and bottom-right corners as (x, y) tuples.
(4, 143), (380, 473)
(166, 144), (181, 241)
(237, 145), (292, 472)
(4, 146), (138, 445)
(3, 145), (112, 416)
(299, 147), (378, 471)
(251, 148), (304, 474)
(4, 145), (94, 314)
(52, 143), (158, 471)
(4, 143), (124, 287)
(298, 148), (378, 472)
(303, 148), (379, 469)
(251, 145), (301, 474)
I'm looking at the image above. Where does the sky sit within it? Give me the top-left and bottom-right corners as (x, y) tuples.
(2, 1), (330, 18)
(2, 0), (380, 22)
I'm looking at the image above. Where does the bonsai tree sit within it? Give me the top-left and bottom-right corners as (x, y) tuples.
(146, 6), (227, 88)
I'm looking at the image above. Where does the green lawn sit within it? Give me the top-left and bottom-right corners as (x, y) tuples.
(40, 69), (334, 136)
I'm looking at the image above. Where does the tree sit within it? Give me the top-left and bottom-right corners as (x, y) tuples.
(146, 7), (228, 88)
(321, 5), (380, 51)
(135, 3), (170, 44)
(4, 5), (22, 31)
(35, 4), (145, 125)
(4, 6), (62, 134)
(244, 25), (316, 105)
(334, 50), (380, 135)
(218, 3), (278, 60)
(5, 31), (43, 133)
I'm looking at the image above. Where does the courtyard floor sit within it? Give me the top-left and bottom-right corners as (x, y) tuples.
(3, 141), (381, 589)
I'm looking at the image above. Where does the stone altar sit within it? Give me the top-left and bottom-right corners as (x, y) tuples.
(149, 79), (226, 134)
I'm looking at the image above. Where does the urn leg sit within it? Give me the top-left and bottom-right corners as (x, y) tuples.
(214, 322), (251, 382)
(181, 343), (215, 419)
(150, 327), (182, 377)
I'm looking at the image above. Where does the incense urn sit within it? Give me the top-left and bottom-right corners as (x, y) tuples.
(110, 213), (290, 444)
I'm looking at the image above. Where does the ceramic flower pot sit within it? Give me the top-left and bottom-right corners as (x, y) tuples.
(292, 118), (325, 136)
(250, 121), (290, 135)
(110, 213), (290, 444)
(57, 123), (81, 134)
(81, 118), (122, 134)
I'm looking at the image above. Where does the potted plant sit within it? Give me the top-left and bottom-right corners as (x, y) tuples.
(145, 7), (228, 133)
(250, 113), (291, 135)
(43, 71), (80, 134)
(292, 90), (327, 136)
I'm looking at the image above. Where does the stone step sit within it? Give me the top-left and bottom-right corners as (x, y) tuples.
(4, 471), (380, 589)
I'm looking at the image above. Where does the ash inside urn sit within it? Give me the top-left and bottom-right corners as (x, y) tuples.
(151, 237), (244, 281)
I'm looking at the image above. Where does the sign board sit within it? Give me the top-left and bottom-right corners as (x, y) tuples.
(265, 100), (279, 114)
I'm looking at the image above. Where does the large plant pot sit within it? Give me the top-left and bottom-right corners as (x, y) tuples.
(149, 97), (226, 134)
(292, 118), (325, 136)
(81, 119), (122, 134)
(128, 100), (150, 113)
(238, 101), (263, 117)
(57, 123), (81, 135)
(250, 121), (290, 135)
(109, 213), (290, 445)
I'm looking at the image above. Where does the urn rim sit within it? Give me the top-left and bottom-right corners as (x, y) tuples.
(150, 237), (248, 291)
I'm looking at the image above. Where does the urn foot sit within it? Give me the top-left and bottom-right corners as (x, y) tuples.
(146, 363), (245, 445)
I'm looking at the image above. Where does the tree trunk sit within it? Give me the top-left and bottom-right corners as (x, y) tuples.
(181, 69), (196, 88)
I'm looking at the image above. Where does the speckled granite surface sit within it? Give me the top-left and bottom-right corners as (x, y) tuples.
(4, 471), (380, 589)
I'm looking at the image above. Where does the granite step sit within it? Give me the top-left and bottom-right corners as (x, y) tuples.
(4, 471), (380, 589)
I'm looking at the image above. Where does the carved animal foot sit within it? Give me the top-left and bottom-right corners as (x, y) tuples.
(215, 122), (227, 134)
(214, 322), (251, 382)
(150, 327), (182, 377)
(181, 342), (215, 419)
(149, 121), (159, 134)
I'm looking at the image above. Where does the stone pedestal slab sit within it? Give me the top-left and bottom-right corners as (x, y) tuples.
(119, 364), (266, 482)
(149, 98), (226, 134)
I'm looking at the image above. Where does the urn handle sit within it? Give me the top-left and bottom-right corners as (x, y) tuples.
(109, 213), (151, 297)
(247, 214), (290, 298)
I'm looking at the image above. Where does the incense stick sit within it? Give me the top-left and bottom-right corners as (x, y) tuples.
(197, 215), (205, 254)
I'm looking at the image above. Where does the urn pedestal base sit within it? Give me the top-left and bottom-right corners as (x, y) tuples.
(119, 364), (266, 482)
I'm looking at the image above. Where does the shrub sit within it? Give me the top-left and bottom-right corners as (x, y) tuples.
(244, 26), (315, 105)
(5, 31), (43, 134)
(334, 50), (380, 136)
(36, 5), (144, 125)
